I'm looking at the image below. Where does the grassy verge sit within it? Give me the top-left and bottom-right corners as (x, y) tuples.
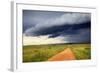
(23, 44), (91, 62)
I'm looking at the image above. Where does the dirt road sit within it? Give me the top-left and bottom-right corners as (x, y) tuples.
(48, 48), (76, 61)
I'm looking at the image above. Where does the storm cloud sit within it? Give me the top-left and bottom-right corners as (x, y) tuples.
(23, 10), (91, 44)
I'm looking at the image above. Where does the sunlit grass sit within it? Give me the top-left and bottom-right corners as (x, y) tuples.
(23, 44), (91, 62)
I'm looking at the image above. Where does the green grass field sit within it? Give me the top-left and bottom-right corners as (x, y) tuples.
(23, 43), (91, 63)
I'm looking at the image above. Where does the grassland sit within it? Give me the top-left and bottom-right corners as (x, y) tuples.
(23, 43), (91, 63)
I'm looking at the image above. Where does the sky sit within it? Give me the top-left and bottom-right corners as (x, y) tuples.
(23, 10), (91, 45)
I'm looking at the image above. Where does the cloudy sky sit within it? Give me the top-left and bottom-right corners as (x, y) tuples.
(23, 10), (91, 45)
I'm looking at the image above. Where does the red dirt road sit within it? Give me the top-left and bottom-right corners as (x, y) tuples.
(48, 48), (76, 61)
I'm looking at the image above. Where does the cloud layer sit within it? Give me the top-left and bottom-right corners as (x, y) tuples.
(23, 10), (91, 44)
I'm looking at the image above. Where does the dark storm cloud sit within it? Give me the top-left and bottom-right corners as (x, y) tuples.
(23, 10), (91, 43)
(25, 22), (90, 37)
(63, 28), (91, 43)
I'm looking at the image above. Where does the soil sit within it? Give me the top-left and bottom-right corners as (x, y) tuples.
(48, 48), (76, 61)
